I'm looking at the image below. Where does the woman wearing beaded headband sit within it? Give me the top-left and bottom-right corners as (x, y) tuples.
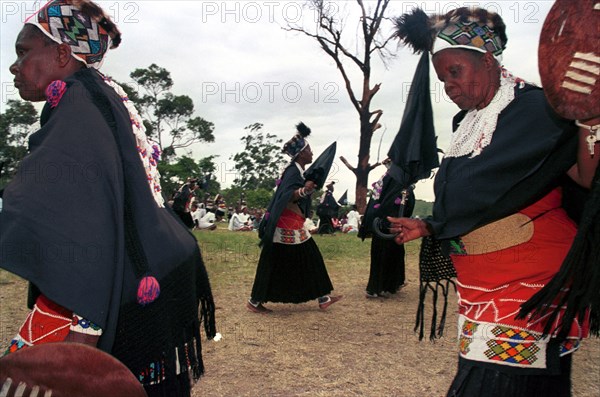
(2, 1), (216, 395)
(389, 7), (599, 397)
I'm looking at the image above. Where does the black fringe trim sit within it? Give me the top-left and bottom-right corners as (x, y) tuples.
(519, 166), (600, 338)
(75, 69), (218, 395)
(415, 236), (457, 341)
(415, 279), (456, 341)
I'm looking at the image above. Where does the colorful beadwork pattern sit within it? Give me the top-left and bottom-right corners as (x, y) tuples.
(457, 315), (583, 369)
(27, 1), (110, 69)
(484, 339), (541, 365)
(5, 336), (29, 355)
(71, 314), (102, 336)
(45, 80), (67, 108)
(102, 75), (164, 207)
(437, 21), (503, 56)
(274, 227), (311, 244)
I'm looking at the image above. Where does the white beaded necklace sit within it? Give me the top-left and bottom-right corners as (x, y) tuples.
(446, 70), (523, 159)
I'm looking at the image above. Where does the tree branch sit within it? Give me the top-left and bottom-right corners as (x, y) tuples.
(315, 36), (362, 113)
(339, 156), (357, 174)
(368, 161), (382, 172)
(370, 109), (383, 131)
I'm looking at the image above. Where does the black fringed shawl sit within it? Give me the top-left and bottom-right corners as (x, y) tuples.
(0, 69), (216, 389)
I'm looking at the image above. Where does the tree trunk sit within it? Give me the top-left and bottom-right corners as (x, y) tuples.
(354, 112), (374, 214)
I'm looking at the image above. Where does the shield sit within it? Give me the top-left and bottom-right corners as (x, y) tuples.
(0, 343), (148, 397)
(538, 0), (600, 120)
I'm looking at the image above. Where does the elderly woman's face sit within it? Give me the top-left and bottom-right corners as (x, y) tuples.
(432, 49), (497, 111)
(10, 26), (60, 102)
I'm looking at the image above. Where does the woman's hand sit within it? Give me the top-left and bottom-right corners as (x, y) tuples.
(387, 217), (432, 244)
(304, 180), (316, 192)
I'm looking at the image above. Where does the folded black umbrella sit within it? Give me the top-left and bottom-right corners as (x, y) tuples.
(371, 51), (439, 239)
(387, 51), (439, 189)
(304, 142), (337, 189)
(337, 190), (348, 206)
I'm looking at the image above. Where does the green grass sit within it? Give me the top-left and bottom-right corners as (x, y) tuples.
(193, 223), (422, 287)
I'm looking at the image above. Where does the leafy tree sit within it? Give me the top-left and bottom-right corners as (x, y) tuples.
(128, 64), (215, 160)
(0, 100), (38, 188)
(289, 0), (395, 213)
(222, 186), (274, 209)
(230, 123), (286, 190)
(158, 155), (219, 199)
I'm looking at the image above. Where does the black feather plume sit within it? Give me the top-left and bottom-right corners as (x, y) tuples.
(296, 122), (311, 137)
(393, 8), (434, 53)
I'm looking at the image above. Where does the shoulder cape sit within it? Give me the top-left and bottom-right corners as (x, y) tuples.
(429, 85), (578, 240)
(316, 191), (340, 218)
(258, 164), (310, 247)
(0, 69), (214, 354)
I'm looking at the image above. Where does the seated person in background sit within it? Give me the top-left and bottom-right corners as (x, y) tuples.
(331, 217), (341, 231)
(228, 206), (253, 231)
(191, 202), (208, 230)
(343, 205), (360, 233)
(253, 209), (264, 230)
(196, 208), (217, 231)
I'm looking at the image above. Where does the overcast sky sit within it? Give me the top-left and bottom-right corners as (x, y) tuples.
(1, 1), (554, 202)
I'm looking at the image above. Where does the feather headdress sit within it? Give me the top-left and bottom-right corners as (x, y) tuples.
(283, 122), (312, 159)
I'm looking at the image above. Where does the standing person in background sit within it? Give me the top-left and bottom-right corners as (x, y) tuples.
(391, 7), (598, 396)
(359, 159), (415, 298)
(172, 178), (199, 228)
(1, 2), (216, 395)
(316, 181), (339, 234)
(247, 123), (342, 313)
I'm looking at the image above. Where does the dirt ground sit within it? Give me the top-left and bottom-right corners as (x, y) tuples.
(191, 246), (600, 397)
(1, 241), (598, 397)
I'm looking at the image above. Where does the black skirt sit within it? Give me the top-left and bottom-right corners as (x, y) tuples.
(366, 236), (406, 295)
(251, 238), (333, 303)
(447, 355), (572, 397)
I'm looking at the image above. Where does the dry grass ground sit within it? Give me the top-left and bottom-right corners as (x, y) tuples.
(1, 227), (598, 396)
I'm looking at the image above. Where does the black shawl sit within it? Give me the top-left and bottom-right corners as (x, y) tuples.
(418, 84), (578, 340)
(359, 174), (416, 239)
(0, 69), (215, 385)
(258, 163), (309, 247)
(429, 84), (578, 242)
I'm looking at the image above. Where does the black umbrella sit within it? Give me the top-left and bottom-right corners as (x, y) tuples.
(373, 51), (439, 239)
(304, 142), (337, 189)
(337, 190), (348, 206)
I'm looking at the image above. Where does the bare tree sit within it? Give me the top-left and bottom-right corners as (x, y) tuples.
(288, 0), (395, 213)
